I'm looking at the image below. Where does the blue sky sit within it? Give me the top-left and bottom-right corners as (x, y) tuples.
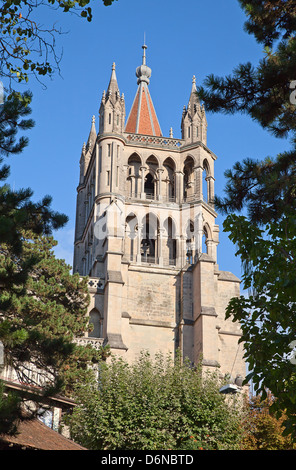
(5, 0), (291, 280)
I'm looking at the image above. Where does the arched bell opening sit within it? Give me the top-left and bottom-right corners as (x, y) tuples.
(141, 212), (159, 263)
(88, 308), (103, 339)
(185, 220), (195, 264)
(144, 172), (156, 199)
(163, 216), (177, 265)
(163, 157), (176, 202)
(183, 156), (195, 201)
(127, 153), (142, 197)
(124, 213), (138, 261)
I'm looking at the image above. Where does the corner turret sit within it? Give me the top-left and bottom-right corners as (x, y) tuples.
(181, 76), (207, 145)
(99, 63), (125, 135)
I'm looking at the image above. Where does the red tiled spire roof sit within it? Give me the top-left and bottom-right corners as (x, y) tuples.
(125, 45), (162, 137)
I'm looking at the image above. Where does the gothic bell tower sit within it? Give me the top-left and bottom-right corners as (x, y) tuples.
(73, 45), (246, 384)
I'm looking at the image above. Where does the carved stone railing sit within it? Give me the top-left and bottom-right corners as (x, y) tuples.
(125, 254), (177, 267)
(125, 192), (177, 203)
(124, 133), (184, 150)
(87, 277), (105, 293)
(74, 336), (104, 351)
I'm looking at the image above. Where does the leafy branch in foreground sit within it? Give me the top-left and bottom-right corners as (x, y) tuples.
(0, 0), (118, 86)
(0, 232), (109, 397)
(196, 0), (296, 440)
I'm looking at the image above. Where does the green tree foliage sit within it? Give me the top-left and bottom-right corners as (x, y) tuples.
(223, 213), (296, 436)
(197, 0), (296, 139)
(0, 231), (109, 397)
(0, 89), (98, 435)
(0, 89), (33, 156)
(0, 0), (119, 437)
(67, 352), (244, 450)
(0, 381), (22, 435)
(196, 0), (296, 438)
(0, 0), (117, 86)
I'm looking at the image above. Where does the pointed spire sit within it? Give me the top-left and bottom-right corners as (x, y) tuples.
(106, 62), (120, 100)
(187, 74), (200, 114)
(99, 63), (125, 135)
(87, 115), (97, 151)
(181, 75), (206, 143)
(125, 44), (162, 136)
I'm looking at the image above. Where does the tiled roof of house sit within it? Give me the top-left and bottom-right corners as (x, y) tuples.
(0, 417), (87, 450)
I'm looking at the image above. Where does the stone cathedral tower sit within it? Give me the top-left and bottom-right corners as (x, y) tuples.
(73, 45), (245, 382)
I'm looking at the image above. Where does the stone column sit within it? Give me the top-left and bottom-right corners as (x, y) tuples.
(136, 175), (141, 198)
(194, 166), (203, 200)
(206, 239), (217, 262)
(175, 171), (184, 204)
(195, 212), (203, 256)
(175, 235), (182, 268)
(123, 164), (129, 197)
(158, 228), (165, 266)
(130, 176), (135, 197)
(208, 176), (215, 206)
(157, 168), (163, 201)
(140, 166), (147, 199)
(180, 234), (187, 267)
(95, 143), (99, 196)
(137, 223), (143, 263)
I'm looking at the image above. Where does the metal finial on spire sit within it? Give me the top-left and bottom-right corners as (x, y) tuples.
(136, 41), (151, 85)
(142, 43), (147, 66)
(112, 62), (116, 71)
(92, 115), (95, 124)
(191, 75), (197, 92)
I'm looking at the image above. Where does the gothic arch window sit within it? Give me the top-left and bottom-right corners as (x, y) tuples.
(125, 213), (138, 261)
(146, 154), (159, 169)
(202, 223), (212, 255)
(203, 159), (211, 203)
(163, 216), (177, 264)
(144, 172), (155, 199)
(141, 212), (159, 263)
(202, 226), (208, 254)
(145, 155), (159, 199)
(183, 156), (195, 200)
(127, 153), (141, 197)
(186, 220), (195, 264)
(88, 308), (103, 338)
